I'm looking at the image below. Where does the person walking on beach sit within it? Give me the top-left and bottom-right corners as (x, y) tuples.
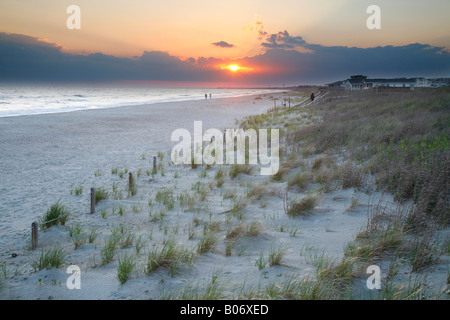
(205, 93), (208, 99)
(209, 93), (212, 99)
(310, 92), (315, 102)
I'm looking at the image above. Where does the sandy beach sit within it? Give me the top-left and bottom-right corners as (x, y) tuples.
(0, 93), (275, 235)
(0, 91), (446, 300)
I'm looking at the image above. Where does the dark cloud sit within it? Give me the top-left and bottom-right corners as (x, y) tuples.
(212, 41), (235, 48)
(241, 42), (450, 85)
(0, 31), (448, 85)
(261, 30), (306, 49)
(0, 32), (224, 82)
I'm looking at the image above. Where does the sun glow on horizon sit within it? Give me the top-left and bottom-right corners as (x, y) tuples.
(227, 64), (240, 72)
(220, 64), (254, 73)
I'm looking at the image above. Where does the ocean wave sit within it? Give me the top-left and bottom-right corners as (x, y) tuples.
(0, 86), (283, 117)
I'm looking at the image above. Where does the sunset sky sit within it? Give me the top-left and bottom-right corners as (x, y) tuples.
(0, 0), (449, 86)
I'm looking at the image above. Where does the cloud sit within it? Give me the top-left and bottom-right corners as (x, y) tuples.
(0, 31), (448, 85)
(241, 41), (450, 84)
(0, 32), (225, 82)
(212, 41), (235, 48)
(261, 30), (306, 49)
(240, 27), (449, 84)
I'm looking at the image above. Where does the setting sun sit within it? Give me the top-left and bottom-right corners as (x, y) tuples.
(220, 64), (254, 73)
(227, 64), (240, 72)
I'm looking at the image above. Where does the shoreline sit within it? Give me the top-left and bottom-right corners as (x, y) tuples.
(0, 88), (287, 119)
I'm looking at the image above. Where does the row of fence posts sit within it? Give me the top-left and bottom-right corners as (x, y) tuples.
(29, 91), (326, 250)
(31, 155), (159, 250)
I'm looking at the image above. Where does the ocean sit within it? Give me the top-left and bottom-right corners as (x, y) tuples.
(0, 85), (282, 118)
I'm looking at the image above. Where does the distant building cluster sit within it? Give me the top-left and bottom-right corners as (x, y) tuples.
(327, 75), (450, 91)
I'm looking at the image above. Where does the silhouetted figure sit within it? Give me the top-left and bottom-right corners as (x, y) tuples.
(205, 93), (208, 99)
(310, 92), (315, 102)
(209, 93), (212, 99)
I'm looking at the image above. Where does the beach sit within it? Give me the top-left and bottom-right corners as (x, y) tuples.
(0, 92), (310, 299)
(0, 90), (447, 300)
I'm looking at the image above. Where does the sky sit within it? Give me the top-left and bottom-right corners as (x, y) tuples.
(0, 0), (449, 86)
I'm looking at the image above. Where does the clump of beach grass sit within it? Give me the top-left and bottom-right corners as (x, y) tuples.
(311, 156), (326, 171)
(341, 163), (365, 190)
(229, 164), (253, 179)
(88, 228), (99, 243)
(31, 247), (65, 271)
(69, 224), (86, 249)
(95, 187), (109, 204)
(178, 191), (198, 212)
(155, 189), (175, 210)
(160, 269), (226, 300)
(197, 232), (220, 254)
(255, 251), (268, 270)
(287, 171), (311, 191)
(345, 201), (407, 264)
(134, 235), (145, 254)
(119, 232), (134, 249)
(191, 181), (209, 201)
(268, 243), (288, 266)
(246, 221), (262, 237)
(214, 168), (225, 187)
(100, 234), (120, 265)
(70, 184), (83, 196)
(285, 194), (318, 217)
(262, 273), (337, 300)
(270, 164), (290, 182)
(246, 181), (268, 200)
(39, 201), (70, 229)
(225, 224), (245, 240)
(231, 195), (248, 214)
(117, 253), (136, 285)
(94, 170), (103, 177)
(222, 188), (236, 200)
(145, 241), (194, 276)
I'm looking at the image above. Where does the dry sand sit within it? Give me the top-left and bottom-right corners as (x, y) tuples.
(0, 92), (424, 299)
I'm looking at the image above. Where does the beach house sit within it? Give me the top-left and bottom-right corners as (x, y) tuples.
(340, 75), (432, 91)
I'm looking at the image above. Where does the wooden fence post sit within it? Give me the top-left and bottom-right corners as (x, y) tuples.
(153, 156), (157, 172)
(90, 187), (95, 214)
(31, 221), (38, 250)
(128, 172), (133, 190)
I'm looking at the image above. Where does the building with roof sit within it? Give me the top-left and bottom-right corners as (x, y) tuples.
(338, 75), (432, 91)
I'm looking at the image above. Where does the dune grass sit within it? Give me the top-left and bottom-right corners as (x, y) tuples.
(32, 247), (65, 271)
(39, 201), (70, 229)
(285, 195), (318, 217)
(155, 189), (175, 210)
(197, 232), (220, 254)
(287, 171), (311, 191)
(297, 89), (449, 226)
(117, 253), (136, 284)
(229, 164), (253, 179)
(268, 243), (288, 266)
(160, 269), (226, 300)
(95, 188), (109, 204)
(100, 234), (120, 265)
(145, 241), (194, 276)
